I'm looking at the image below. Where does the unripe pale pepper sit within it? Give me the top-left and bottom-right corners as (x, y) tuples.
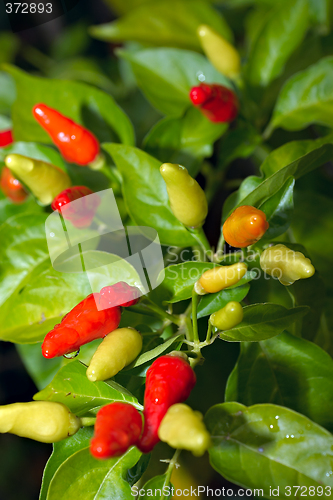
(5, 153), (71, 205)
(197, 25), (241, 79)
(0, 167), (28, 204)
(210, 301), (243, 330)
(137, 354), (196, 454)
(86, 327), (142, 382)
(195, 262), (247, 295)
(223, 205), (269, 248)
(160, 163), (208, 228)
(158, 404), (211, 457)
(51, 186), (101, 228)
(0, 401), (81, 443)
(33, 104), (100, 166)
(189, 83), (238, 123)
(90, 402), (143, 459)
(260, 244), (315, 286)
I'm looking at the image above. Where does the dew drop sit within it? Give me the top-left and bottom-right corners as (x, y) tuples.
(275, 415), (279, 420)
(63, 349), (80, 359)
(258, 447), (264, 453)
(197, 71), (205, 82)
(286, 435), (290, 439)
(326, 471), (333, 477)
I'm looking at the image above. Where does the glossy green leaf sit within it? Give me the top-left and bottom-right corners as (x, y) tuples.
(90, 0), (232, 51)
(159, 262), (216, 302)
(260, 134), (333, 178)
(0, 188), (43, 225)
(44, 433), (141, 500)
(225, 331), (333, 431)
(0, 71), (15, 114)
(104, 143), (197, 247)
(138, 474), (173, 500)
(205, 402), (333, 496)
(17, 343), (63, 391)
(34, 360), (142, 415)
(143, 107), (227, 172)
(126, 333), (184, 369)
(247, 0), (309, 86)
(219, 303), (309, 342)
(291, 191), (333, 293)
(270, 56), (333, 131)
(118, 48), (231, 117)
(259, 177), (294, 240)
(197, 283), (250, 318)
(4, 65), (134, 146)
(222, 175), (262, 222)
(218, 122), (262, 169)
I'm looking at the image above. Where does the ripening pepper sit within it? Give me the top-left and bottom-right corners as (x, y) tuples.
(197, 25), (241, 79)
(137, 354), (196, 454)
(0, 129), (14, 147)
(223, 205), (269, 248)
(189, 83), (238, 123)
(160, 163), (208, 228)
(33, 104), (100, 166)
(5, 153), (71, 205)
(260, 244), (315, 286)
(0, 401), (81, 443)
(86, 327), (142, 382)
(51, 186), (101, 228)
(99, 282), (141, 308)
(90, 402), (143, 459)
(195, 262), (247, 295)
(0, 167), (28, 204)
(41, 292), (122, 358)
(158, 404), (211, 457)
(210, 301), (243, 330)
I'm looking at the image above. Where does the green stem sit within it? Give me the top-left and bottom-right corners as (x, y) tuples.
(206, 321), (213, 343)
(161, 449), (182, 500)
(143, 298), (182, 326)
(216, 233), (225, 258)
(80, 417), (96, 427)
(191, 289), (200, 343)
(189, 228), (212, 261)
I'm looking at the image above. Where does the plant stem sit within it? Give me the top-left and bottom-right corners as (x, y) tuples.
(189, 228), (212, 261)
(81, 417), (96, 427)
(191, 289), (200, 343)
(215, 233), (225, 259)
(206, 321), (213, 343)
(144, 298), (182, 326)
(161, 449), (182, 500)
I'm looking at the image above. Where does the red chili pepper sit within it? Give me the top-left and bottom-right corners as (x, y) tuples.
(137, 354), (196, 453)
(90, 402), (143, 459)
(100, 282), (141, 308)
(51, 186), (101, 228)
(33, 104), (100, 166)
(189, 83), (238, 123)
(0, 130), (14, 147)
(41, 293), (121, 358)
(0, 167), (28, 204)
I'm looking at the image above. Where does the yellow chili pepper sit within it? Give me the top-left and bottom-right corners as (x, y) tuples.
(86, 327), (143, 382)
(210, 301), (243, 330)
(260, 244), (315, 286)
(0, 401), (81, 443)
(197, 25), (241, 79)
(195, 262), (247, 294)
(5, 153), (71, 205)
(160, 163), (208, 229)
(158, 404), (211, 457)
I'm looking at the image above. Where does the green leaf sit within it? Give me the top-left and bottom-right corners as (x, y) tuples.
(90, 0), (232, 51)
(197, 284), (250, 318)
(270, 56), (333, 131)
(144, 107), (227, 173)
(0, 71), (15, 114)
(247, 0), (309, 86)
(259, 177), (295, 240)
(222, 175), (262, 222)
(159, 262), (216, 302)
(44, 433), (141, 500)
(260, 134), (333, 178)
(16, 343), (63, 391)
(104, 143), (197, 247)
(0, 141), (67, 170)
(126, 333), (184, 369)
(219, 303), (309, 342)
(225, 331), (333, 431)
(205, 402), (333, 496)
(308, 0), (331, 32)
(138, 474), (172, 499)
(218, 122), (262, 169)
(291, 190), (333, 293)
(34, 360), (141, 416)
(3, 65), (134, 146)
(118, 48), (231, 117)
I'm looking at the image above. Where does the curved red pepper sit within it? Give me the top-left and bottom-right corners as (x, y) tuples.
(137, 355), (196, 453)
(41, 293), (121, 358)
(51, 186), (101, 228)
(0, 130), (14, 147)
(100, 282), (141, 308)
(0, 167), (28, 204)
(91, 402), (143, 459)
(189, 83), (238, 123)
(33, 104), (100, 166)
